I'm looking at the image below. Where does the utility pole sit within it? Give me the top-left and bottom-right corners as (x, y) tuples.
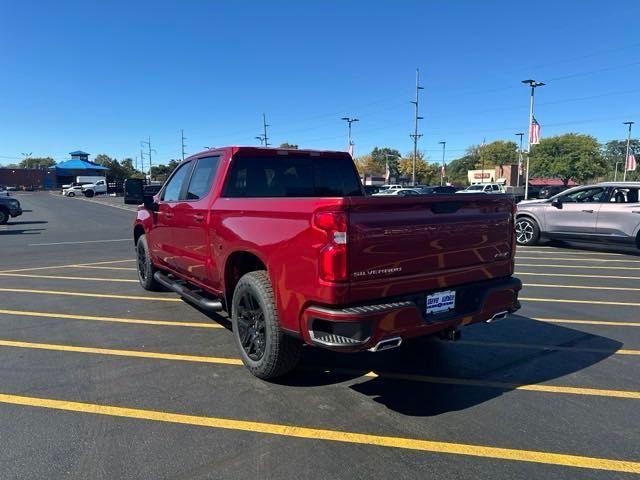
(409, 68), (424, 186)
(255, 135), (265, 145)
(439, 141), (446, 186)
(141, 137), (156, 179)
(181, 129), (187, 161)
(522, 79), (545, 199)
(623, 121), (634, 182)
(262, 113), (270, 147)
(341, 117), (359, 153)
(515, 133), (524, 188)
(140, 149), (145, 175)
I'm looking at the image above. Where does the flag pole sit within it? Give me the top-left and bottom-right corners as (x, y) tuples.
(623, 121), (634, 182)
(522, 80), (545, 200)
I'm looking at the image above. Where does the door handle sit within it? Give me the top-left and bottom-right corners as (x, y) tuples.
(581, 209), (594, 213)
(193, 214), (205, 222)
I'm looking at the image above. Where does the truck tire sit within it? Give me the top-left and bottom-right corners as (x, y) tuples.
(231, 270), (301, 380)
(0, 208), (8, 225)
(136, 234), (162, 291)
(515, 217), (540, 246)
(84, 190), (94, 198)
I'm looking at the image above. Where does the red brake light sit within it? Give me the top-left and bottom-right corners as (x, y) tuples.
(314, 211), (348, 282)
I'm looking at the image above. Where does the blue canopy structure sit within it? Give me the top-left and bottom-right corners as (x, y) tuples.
(55, 159), (108, 171)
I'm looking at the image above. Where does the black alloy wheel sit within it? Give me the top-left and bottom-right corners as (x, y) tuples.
(236, 290), (267, 361)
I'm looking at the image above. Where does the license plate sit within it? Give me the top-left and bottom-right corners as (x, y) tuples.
(426, 290), (456, 314)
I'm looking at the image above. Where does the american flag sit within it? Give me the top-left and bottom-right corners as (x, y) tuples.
(529, 117), (541, 145)
(627, 151), (637, 172)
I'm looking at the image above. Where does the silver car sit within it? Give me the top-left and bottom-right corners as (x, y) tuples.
(515, 182), (640, 248)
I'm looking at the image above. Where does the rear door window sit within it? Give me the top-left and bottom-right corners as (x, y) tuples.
(223, 155), (362, 197)
(186, 156), (220, 200)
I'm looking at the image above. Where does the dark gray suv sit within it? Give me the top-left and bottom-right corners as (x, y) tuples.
(0, 195), (22, 224)
(515, 182), (640, 248)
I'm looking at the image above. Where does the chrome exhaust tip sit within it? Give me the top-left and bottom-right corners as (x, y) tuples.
(486, 311), (509, 323)
(368, 336), (403, 352)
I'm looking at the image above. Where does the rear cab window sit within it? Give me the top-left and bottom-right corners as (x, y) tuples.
(222, 155), (363, 197)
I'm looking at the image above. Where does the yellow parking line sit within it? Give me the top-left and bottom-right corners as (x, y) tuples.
(517, 256), (640, 263)
(0, 338), (637, 400)
(521, 297), (640, 307)
(0, 339), (241, 364)
(0, 288), (181, 302)
(517, 263), (640, 271)
(517, 272), (640, 280)
(450, 340), (640, 356)
(70, 265), (137, 271)
(524, 283), (640, 292)
(0, 273), (138, 283)
(517, 249), (626, 256)
(0, 393), (638, 473)
(0, 309), (222, 329)
(534, 318), (640, 327)
(0, 259), (135, 274)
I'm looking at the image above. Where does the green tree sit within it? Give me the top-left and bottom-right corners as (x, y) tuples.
(94, 154), (145, 181)
(150, 159), (180, 180)
(398, 151), (438, 184)
(371, 147), (401, 177)
(476, 141), (518, 169)
(278, 142), (298, 149)
(529, 133), (607, 186)
(602, 139), (640, 181)
(447, 148), (480, 186)
(19, 157), (56, 169)
(355, 154), (384, 176)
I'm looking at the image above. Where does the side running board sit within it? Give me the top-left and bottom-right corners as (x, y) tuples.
(153, 271), (223, 312)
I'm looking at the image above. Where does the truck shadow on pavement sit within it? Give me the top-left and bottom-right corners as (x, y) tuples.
(278, 315), (622, 417)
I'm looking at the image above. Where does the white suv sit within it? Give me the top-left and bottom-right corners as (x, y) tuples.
(458, 183), (506, 194)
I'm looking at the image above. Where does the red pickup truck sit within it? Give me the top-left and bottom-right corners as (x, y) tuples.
(133, 147), (521, 379)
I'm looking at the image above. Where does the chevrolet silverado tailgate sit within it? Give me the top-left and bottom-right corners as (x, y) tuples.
(346, 194), (514, 299)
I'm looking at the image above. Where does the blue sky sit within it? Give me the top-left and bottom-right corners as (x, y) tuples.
(1, 0), (639, 167)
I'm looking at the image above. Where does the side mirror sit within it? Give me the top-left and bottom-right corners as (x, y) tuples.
(551, 198), (562, 209)
(143, 194), (158, 211)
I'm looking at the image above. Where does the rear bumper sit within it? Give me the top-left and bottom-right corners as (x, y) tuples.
(300, 276), (522, 351)
(10, 207), (22, 217)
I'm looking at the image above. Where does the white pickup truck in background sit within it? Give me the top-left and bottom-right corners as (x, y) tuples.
(81, 178), (108, 197)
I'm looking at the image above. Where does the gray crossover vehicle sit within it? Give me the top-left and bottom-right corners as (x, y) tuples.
(515, 182), (640, 248)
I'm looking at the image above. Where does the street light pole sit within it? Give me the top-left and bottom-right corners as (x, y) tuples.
(623, 121), (634, 182)
(515, 133), (524, 188)
(615, 161), (623, 181)
(522, 79), (545, 199)
(341, 117), (359, 152)
(438, 141), (446, 186)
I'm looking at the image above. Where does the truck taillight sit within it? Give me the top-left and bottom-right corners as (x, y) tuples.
(314, 211), (348, 282)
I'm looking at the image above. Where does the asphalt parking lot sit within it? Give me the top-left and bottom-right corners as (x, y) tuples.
(1, 192), (639, 479)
